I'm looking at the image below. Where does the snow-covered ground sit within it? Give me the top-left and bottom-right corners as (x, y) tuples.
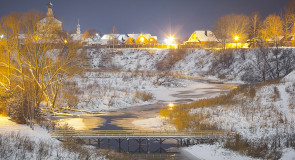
(4, 48), (290, 159)
(182, 70), (295, 159)
(183, 144), (295, 160)
(182, 144), (260, 160)
(52, 48), (295, 159)
(88, 48), (168, 71)
(70, 71), (192, 111)
(189, 71), (295, 140)
(280, 148), (295, 160)
(87, 48), (295, 84)
(0, 116), (106, 159)
(85, 48), (294, 139)
(69, 48), (253, 112)
(0, 117), (51, 138)
(3, 48), (295, 159)
(172, 48), (295, 83)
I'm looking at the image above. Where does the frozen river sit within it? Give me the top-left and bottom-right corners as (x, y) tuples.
(52, 79), (236, 160)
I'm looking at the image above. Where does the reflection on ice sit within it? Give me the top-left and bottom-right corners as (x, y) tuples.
(132, 116), (176, 131)
(150, 82), (236, 103)
(55, 116), (106, 130)
(110, 116), (176, 131)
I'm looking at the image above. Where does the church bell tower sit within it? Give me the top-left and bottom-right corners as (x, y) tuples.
(46, 2), (54, 17)
(77, 19), (81, 35)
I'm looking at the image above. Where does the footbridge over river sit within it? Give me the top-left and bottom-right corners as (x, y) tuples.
(52, 130), (236, 150)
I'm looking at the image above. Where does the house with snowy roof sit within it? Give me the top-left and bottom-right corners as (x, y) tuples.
(185, 30), (218, 45)
(266, 36), (285, 47)
(125, 33), (158, 45)
(98, 34), (128, 45)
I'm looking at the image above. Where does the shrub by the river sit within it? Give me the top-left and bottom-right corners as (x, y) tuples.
(135, 91), (153, 102)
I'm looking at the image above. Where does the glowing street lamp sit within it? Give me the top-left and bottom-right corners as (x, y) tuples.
(165, 35), (178, 49)
(168, 103), (175, 110)
(165, 36), (175, 45)
(234, 36), (239, 49)
(64, 40), (68, 44)
(0, 34), (4, 39)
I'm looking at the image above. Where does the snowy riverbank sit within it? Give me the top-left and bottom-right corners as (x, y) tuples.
(0, 117), (106, 159)
(182, 144), (295, 160)
(66, 48), (295, 112)
(179, 70), (295, 160)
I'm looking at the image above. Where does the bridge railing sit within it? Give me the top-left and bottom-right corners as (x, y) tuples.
(51, 130), (236, 138)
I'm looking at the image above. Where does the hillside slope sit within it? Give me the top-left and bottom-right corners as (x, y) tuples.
(181, 70), (295, 159)
(87, 48), (295, 83)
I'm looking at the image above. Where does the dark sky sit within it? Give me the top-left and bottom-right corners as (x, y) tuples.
(0, 0), (290, 40)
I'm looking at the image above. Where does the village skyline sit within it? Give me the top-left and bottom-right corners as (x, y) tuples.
(0, 0), (289, 40)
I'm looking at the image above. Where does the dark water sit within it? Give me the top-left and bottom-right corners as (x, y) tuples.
(52, 82), (236, 160)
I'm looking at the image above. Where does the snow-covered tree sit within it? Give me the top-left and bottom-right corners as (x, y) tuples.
(248, 12), (262, 48)
(260, 14), (284, 48)
(0, 11), (86, 124)
(213, 14), (250, 50)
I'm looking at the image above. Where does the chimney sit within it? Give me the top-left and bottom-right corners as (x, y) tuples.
(205, 30), (208, 36)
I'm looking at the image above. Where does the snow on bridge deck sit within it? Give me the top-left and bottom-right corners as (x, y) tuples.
(51, 130), (236, 139)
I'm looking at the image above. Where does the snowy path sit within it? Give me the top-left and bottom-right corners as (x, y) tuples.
(0, 117), (51, 140)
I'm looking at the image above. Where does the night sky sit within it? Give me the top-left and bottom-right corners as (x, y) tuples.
(0, 0), (290, 40)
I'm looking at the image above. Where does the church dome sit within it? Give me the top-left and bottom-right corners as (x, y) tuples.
(47, 2), (53, 8)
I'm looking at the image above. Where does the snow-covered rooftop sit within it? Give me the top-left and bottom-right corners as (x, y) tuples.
(127, 33), (152, 40)
(71, 33), (83, 41)
(187, 30), (218, 42)
(267, 36), (284, 42)
(39, 17), (62, 24)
